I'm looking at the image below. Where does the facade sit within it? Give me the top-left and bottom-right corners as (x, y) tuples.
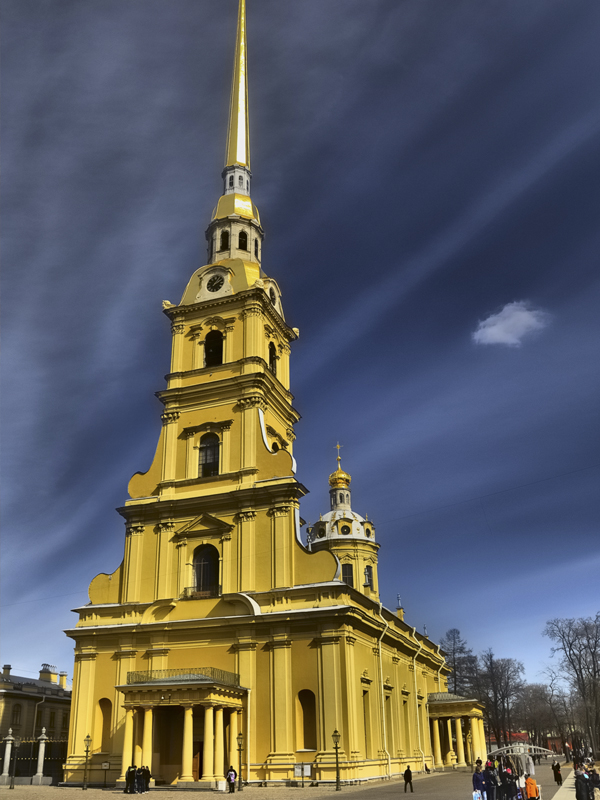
(63, 0), (485, 787)
(0, 664), (71, 785)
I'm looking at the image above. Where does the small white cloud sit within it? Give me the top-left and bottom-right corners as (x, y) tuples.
(472, 301), (550, 347)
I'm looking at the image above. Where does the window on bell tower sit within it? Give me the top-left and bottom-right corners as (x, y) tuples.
(239, 230), (248, 250)
(254, 239), (258, 258)
(205, 330), (223, 367)
(364, 565), (374, 589)
(199, 433), (220, 477)
(269, 342), (277, 376)
(220, 230), (230, 251)
(228, 175), (234, 188)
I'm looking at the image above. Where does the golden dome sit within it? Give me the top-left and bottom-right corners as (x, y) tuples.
(328, 448), (351, 489)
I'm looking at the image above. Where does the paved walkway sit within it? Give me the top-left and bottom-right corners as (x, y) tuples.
(0, 766), (574, 800)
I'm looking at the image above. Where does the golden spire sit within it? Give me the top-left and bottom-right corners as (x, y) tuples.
(329, 443), (352, 489)
(225, 0), (250, 169)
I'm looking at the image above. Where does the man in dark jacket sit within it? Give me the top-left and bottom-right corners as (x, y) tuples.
(124, 765), (136, 794)
(403, 766), (413, 793)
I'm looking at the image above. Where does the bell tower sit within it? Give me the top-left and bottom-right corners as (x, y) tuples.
(308, 446), (380, 598)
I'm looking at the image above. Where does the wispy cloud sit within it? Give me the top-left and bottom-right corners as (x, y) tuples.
(472, 301), (550, 347)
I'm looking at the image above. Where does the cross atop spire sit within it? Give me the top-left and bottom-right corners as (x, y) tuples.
(225, 0), (250, 169)
(335, 442), (343, 468)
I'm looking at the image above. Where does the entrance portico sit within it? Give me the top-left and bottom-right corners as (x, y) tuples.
(428, 693), (486, 769)
(117, 668), (245, 788)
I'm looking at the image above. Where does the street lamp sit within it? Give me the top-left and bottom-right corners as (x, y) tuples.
(82, 734), (92, 790)
(236, 732), (244, 792)
(9, 737), (21, 790)
(332, 729), (341, 791)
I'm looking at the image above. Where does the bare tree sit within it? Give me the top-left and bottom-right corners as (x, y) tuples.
(439, 628), (477, 696)
(544, 613), (600, 757)
(473, 649), (524, 747)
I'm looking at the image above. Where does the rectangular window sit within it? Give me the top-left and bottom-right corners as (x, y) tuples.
(62, 712), (69, 730)
(341, 564), (354, 587)
(36, 708), (43, 727)
(49, 711), (56, 729)
(364, 564), (374, 589)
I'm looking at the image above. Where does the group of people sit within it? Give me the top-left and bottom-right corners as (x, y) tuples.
(124, 765), (152, 794)
(574, 763), (600, 800)
(472, 758), (541, 800)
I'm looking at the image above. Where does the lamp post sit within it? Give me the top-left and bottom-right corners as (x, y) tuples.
(236, 732), (244, 792)
(9, 737), (21, 790)
(82, 734), (92, 790)
(332, 729), (341, 791)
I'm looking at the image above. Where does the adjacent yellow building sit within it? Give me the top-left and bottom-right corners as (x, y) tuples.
(63, 0), (484, 787)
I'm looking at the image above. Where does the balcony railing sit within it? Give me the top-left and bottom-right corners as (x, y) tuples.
(127, 667), (240, 687)
(180, 585), (221, 600)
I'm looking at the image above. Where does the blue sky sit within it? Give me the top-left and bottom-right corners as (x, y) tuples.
(2, 0), (599, 685)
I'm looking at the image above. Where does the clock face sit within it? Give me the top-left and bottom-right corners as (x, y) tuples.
(207, 275), (224, 293)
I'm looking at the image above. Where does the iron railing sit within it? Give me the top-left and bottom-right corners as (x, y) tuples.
(180, 585), (221, 600)
(126, 667), (240, 687)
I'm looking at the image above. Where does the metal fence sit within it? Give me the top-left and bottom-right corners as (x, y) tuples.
(127, 667), (240, 686)
(1, 738), (67, 784)
(180, 585), (221, 599)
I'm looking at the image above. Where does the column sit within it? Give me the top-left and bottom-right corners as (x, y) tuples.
(445, 717), (454, 765)
(119, 709), (134, 780)
(141, 707), (153, 771)
(161, 410), (180, 483)
(229, 710), (238, 772)
(191, 335), (204, 370)
(221, 424), (232, 475)
(214, 707), (224, 782)
(71, 653), (97, 757)
(454, 718), (466, 766)
(202, 705), (215, 780)
(2, 731), (13, 777)
(180, 706), (194, 782)
(185, 432), (197, 479)
(268, 637), (293, 761)
(156, 521), (175, 599)
(124, 525), (144, 602)
(344, 637), (360, 758)
(470, 717), (481, 762)
(478, 718), (487, 758)
(432, 719), (442, 768)
(269, 506), (292, 589)
(170, 321), (186, 375)
(238, 512), (256, 592)
(134, 710), (143, 766)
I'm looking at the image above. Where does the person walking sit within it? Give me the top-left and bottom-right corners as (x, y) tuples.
(552, 761), (563, 786)
(403, 766), (413, 793)
(226, 766), (237, 793)
(473, 765), (487, 799)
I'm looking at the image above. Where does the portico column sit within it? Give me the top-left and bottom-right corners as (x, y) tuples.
(119, 709), (134, 780)
(214, 707), (224, 782)
(470, 717), (482, 762)
(229, 711), (238, 772)
(454, 718), (466, 766)
(202, 705), (215, 780)
(478, 718), (487, 758)
(180, 706), (194, 782)
(141, 707), (153, 771)
(432, 719), (443, 768)
(445, 717), (454, 765)
(2, 731), (14, 777)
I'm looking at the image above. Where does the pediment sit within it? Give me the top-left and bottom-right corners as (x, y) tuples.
(174, 513), (234, 540)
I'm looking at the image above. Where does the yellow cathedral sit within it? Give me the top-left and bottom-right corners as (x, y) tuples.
(63, 1), (485, 788)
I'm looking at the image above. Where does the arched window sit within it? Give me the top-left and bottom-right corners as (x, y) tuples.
(342, 564), (354, 587)
(220, 230), (230, 251)
(96, 698), (112, 752)
(193, 544), (220, 597)
(297, 690), (317, 750)
(364, 565), (374, 589)
(238, 230), (248, 250)
(339, 493), (344, 504)
(254, 239), (258, 258)
(269, 342), (277, 376)
(205, 330), (223, 367)
(229, 175), (234, 188)
(238, 175), (243, 187)
(11, 704), (21, 725)
(346, 493), (350, 504)
(199, 432), (220, 477)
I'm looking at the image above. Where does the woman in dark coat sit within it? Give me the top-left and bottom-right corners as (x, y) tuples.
(552, 761), (563, 786)
(473, 766), (487, 798)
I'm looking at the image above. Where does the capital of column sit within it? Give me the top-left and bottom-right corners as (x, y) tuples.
(267, 505), (290, 518)
(161, 410), (180, 425)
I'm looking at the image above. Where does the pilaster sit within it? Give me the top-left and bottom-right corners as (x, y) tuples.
(236, 511), (256, 592)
